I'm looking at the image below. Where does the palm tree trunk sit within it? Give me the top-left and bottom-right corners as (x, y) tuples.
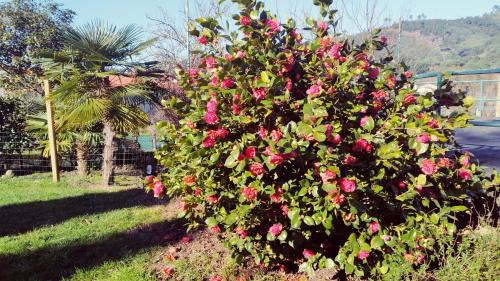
(75, 139), (89, 176)
(102, 122), (116, 186)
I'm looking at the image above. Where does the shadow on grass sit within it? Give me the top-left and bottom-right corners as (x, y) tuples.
(0, 217), (188, 281)
(0, 188), (162, 237)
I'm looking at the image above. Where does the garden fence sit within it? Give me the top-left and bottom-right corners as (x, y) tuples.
(0, 134), (157, 177)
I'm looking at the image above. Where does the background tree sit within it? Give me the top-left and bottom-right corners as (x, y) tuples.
(0, 0), (74, 94)
(44, 21), (161, 185)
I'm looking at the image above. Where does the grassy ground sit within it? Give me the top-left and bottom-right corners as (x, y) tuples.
(0, 173), (177, 281)
(0, 173), (498, 281)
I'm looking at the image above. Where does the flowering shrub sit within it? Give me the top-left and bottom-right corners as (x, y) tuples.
(149, 0), (498, 277)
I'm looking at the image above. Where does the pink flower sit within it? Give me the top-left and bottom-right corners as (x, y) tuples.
(330, 43), (341, 59)
(240, 15), (251, 26)
(220, 78), (234, 88)
(420, 159), (437, 175)
(269, 223), (283, 236)
(320, 170), (336, 183)
(205, 57), (216, 69)
(416, 134), (430, 143)
(263, 146), (273, 156)
(249, 163), (265, 176)
(215, 127), (229, 139)
(437, 157), (453, 168)
(270, 192), (282, 203)
(258, 127), (268, 139)
(188, 68), (199, 79)
(357, 250), (369, 260)
(210, 76), (219, 87)
(245, 146), (257, 159)
(271, 128), (282, 142)
(202, 136), (216, 148)
(153, 181), (164, 198)
(210, 226), (221, 233)
(382, 235), (391, 241)
(193, 187), (201, 196)
(206, 195), (219, 203)
(398, 181), (407, 189)
(235, 51), (246, 59)
(306, 84), (322, 97)
(332, 193), (346, 205)
(235, 227), (248, 239)
(181, 236), (191, 244)
(183, 175), (196, 186)
(331, 134), (342, 144)
(207, 98), (217, 112)
(265, 18), (280, 33)
(372, 89), (387, 101)
(353, 139), (373, 153)
(380, 35), (387, 44)
(369, 221), (379, 234)
(368, 68), (380, 79)
(386, 75), (396, 89)
(360, 116), (371, 127)
(303, 249), (316, 259)
(344, 154), (357, 165)
(252, 87), (267, 100)
(242, 186), (258, 201)
(317, 21), (327, 32)
(199, 36), (208, 45)
(269, 154), (284, 165)
(458, 168), (472, 180)
(404, 71), (413, 78)
(145, 175), (154, 183)
(460, 152), (470, 167)
(225, 53), (234, 61)
(403, 94), (416, 106)
(339, 178), (356, 193)
(232, 104), (242, 115)
(280, 205), (289, 215)
(204, 111), (219, 124)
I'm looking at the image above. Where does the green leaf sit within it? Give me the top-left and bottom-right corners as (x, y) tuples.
(304, 216), (316, 226)
(288, 208), (302, 229)
(370, 236), (384, 249)
(377, 142), (401, 159)
(417, 174), (427, 186)
(361, 116), (374, 131)
(205, 217), (218, 227)
(325, 258), (335, 268)
(430, 213), (440, 224)
(260, 71), (271, 84)
(415, 142), (429, 155)
(224, 147), (240, 168)
(450, 205), (468, 212)
(277, 230), (288, 241)
(380, 265), (389, 274)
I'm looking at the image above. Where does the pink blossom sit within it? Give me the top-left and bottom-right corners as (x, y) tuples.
(403, 94), (416, 106)
(258, 127), (268, 139)
(344, 154), (357, 165)
(202, 136), (216, 148)
(210, 76), (219, 87)
(382, 235), (391, 241)
(232, 104), (242, 115)
(252, 87), (267, 100)
(332, 193), (346, 205)
(306, 84), (322, 97)
(193, 187), (201, 196)
(145, 175), (154, 183)
(398, 181), (407, 189)
(240, 15), (251, 26)
(270, 192), (282, 203)
(420, 159), (437, 175)
(205, 56), (216, 69)
(204, 111), (219, 124)
(269, 154), (284, 165)
(380, 35), (387, 44)
(280, 205), (289, 215)
(369, 221), (379, 234)
(360, 116), (371, 127)
(210, 226), (221, 233)
(368, 67), (380, 79)
(215, 127), (229, 139)
(303, 249), (316, 259)
(372, 89), (387, 101)
(249, 163), (265, 176)
(153, 181), (164, 198)
(416, 134), (430, 143)
(235, 51), (246, 59)
(199, 36), (208, 45)
(242, 186), (258, 201)
(235, 227), (248, 239)
(386, 75), (396, 89)
(188, 68), (199, 79)
(220, 78), (234, 88)
(460, 152), (470, 167)
(206, 195), (219, 203)
(339, 178), (356, 193)
(245, 146), (257, 159)
(183, 175), (196, 186)
(320, 170), (336, 183)
(225, 53), (234, 61)
(358, 250), (369, 260)
(207, 98), (217, 112)
(265, 18), (280, 33)
(353, 139), (373, 153)
(458, 168), (472, 180)
(271, 128), (282, 142)
(331, 134), (342, 144)
(404, 71), (413, 78)
(268, 223), (283, 236)
(437, 157), (453, 168)
(317, 21), (327, 32)
(330, 43), (341, 59)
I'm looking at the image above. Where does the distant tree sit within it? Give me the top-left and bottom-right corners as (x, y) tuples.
(0, 96), (34, 154)
(0, 0), (74, 93)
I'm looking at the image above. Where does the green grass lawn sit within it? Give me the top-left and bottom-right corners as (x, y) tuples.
(0, 173), (177, 281)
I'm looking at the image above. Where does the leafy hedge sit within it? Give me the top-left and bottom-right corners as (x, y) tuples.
(148, 0), (498, 277)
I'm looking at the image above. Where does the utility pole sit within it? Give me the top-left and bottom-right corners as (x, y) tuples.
(43, 80), (60, 183)
(396, 16), (402, 62)
(185, 0), (190, 69)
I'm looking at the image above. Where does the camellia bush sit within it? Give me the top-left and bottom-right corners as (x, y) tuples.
(147, 0), (498, 277)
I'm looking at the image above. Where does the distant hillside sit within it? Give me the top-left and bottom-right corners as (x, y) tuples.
(382, 10), (500, 73)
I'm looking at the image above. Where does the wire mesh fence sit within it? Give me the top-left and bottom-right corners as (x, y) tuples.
(0, 134), (157, 177)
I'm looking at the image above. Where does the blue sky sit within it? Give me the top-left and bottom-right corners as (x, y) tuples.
(52, 0), (498, 32)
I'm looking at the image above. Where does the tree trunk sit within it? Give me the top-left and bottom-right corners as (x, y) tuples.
(75, 139), (89, 176)
(102, 122), (116, 186)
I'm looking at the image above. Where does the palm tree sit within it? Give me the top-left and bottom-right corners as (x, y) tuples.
(42, 21), (161, 185)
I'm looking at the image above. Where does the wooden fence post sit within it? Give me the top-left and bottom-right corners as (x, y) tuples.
(43, 80), (60, 182)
